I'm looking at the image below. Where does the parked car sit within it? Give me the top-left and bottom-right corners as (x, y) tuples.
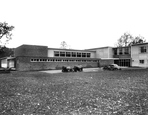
(62, 66), (73, 72)
(73, 65), (83, 72)
(103, 64), (121, 71)
(62, 65), (83, 72)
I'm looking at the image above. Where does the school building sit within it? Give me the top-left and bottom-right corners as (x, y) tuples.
(1, 43), (148, 71)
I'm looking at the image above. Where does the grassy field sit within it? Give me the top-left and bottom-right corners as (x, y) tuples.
(0, 69), (148, 115)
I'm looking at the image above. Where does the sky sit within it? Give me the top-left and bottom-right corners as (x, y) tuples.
(1, 0), (148, 49)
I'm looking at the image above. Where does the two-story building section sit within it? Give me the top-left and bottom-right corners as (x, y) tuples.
(85, 46), (117, 66)
(131, 43), (148, 67)
(112, 46), (131, 67)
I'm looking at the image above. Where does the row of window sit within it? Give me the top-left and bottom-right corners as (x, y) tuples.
(54, 51), (91, 58)
(132, 59), (145, 64)
(114, 48), (130, 55)
(114, 46), (147, 55)
(114, 59), (131, 67)
(30, 58), (99, 62)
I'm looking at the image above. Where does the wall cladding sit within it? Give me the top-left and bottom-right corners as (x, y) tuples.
(15, 45), (48, 57)
(99, 59), (114, 67)
(16, 56), (99, 71)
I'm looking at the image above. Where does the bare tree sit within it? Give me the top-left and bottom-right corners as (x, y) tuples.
(60, 41), (67, 49)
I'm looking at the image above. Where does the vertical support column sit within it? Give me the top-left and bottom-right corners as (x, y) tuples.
(0, 59), (1, 68)
(7, 59), (9, 68)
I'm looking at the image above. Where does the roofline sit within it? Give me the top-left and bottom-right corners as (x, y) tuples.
(0, 56), (15, 60)
(16, 44), (48, 48)
(48, 48), (96, 52)
(15, 56), (100, 60)
(85, 46), (113, 50)
(131, 42), (148, 46)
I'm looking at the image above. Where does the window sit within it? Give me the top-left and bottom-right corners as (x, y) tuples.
(54, 51), (59, 57)
(119, 48), (122, 55)
(114, 48), (117, 55)
(60, 52), (65, 57)
(87, 53), (91, 57)
(124, 47), (129, 54)
(72, 52), (76, 57)
(82, 53), (86, 57)
(77, 52), (81, 57)
(66, 52), (71, 57)
(139, 60), (144, 64)
(140, 46), (147, 53)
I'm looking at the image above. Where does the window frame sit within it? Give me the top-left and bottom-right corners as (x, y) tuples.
(140, 46), (147, 53)
(139, 60), (144, 64)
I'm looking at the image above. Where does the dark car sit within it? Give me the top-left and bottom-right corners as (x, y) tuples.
(62, 65), (83, 72)
(103, 64), (121, 71)
(62, 66), (73, 72)
(73, 65), (83, 72)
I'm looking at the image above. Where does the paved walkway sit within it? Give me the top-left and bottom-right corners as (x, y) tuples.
(40, 68), (101, 74)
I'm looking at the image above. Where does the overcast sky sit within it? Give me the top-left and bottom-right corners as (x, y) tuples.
(1, 0), (148, 49)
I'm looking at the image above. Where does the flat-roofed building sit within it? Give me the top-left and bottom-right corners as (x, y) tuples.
(14, 44), (100, 71)
(131, 43), (148, 67)
(112, 46), (131, 67)
(85, 46), (116, 66)
(2, 42), (148, 71)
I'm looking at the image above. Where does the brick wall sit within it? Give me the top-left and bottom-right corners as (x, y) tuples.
(16, 56), (99, 71)
(99, 59), (114, 67)
(15, 45), (48, 57)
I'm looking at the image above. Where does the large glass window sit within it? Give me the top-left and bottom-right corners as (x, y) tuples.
(60, 52), (65, 57)
(114, 48), (117, 55)
(54, 51), (59, 57)
(72, 52), (76, 57)
(66, 52), (71, 57)
(140, 46), (147, 53)
(119, 48), (122, 55)
(77, 52), (81, 57)
(124, 47), (129, 54)
(87, 53), (91, 57)
(82, 53), (86, 57)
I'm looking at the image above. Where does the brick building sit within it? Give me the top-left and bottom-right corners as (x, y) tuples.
(14, 45), (100, 71)
(1, 43), (148, 71)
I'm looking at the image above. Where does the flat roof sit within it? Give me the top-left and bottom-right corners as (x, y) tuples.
(48, 48), (96, 52)
(85, 46), (113, 50)
(16, 56), (100, 60)
(132, 42), (148, 46)
(0, 57), (15, 60)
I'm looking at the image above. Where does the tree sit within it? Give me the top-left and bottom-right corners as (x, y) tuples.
(60, 41), (67, 49)
(0, 46), (14, 58)
(116, 32), (134, 47)
(0, 22), (14, 46)
(130, 35), (146, 45)
(116, 32), (146, 47)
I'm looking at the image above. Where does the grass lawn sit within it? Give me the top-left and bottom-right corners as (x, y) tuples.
(0, 69), (148, 115)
